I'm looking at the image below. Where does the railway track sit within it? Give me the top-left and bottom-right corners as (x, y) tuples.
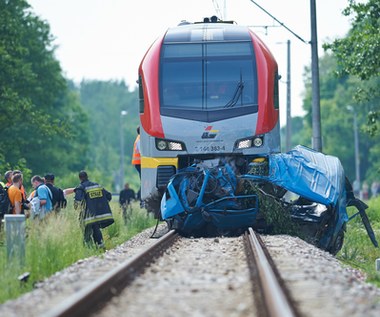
(244, 228), (300, 317)
(42, 228), (301, 317)
(43, 230), (180, 317)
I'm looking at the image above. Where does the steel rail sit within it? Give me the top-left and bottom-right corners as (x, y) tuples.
(247, 227), (297, 317)
(43, 229), (179, 317)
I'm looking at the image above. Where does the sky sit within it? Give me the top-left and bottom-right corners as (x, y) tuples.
(28, 0), (351, 125)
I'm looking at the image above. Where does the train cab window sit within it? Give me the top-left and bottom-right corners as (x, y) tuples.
(138, 75), (144, 113)
(160, 42), (258, 122)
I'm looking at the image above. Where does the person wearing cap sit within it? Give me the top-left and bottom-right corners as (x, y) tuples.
(74, 170), (114, 248)
(44, 173), (67, 212)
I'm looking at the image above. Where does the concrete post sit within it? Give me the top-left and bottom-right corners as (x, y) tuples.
(5, 214), (26, 266)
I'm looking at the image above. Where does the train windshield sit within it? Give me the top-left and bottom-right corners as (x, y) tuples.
(160, 41), (258, 121)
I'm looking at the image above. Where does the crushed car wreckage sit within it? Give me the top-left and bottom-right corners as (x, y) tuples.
(160, 145), (378, 255)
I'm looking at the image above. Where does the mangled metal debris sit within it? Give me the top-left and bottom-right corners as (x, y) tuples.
(161, 145), (378, 255)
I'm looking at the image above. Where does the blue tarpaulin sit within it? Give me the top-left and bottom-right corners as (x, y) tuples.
(243, 145), (348, 224)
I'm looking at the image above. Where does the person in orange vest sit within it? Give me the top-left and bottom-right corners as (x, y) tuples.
(132, 126), (143, 206)
(132, 126), (141, 179)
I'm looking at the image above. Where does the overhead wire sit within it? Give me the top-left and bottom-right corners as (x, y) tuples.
(212, 0), (224, 20)
(247, 0), (309, 44)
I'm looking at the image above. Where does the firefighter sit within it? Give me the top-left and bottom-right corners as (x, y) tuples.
(74, 171), (114, 248)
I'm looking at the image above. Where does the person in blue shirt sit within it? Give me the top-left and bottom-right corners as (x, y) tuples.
(31, 175), (53, 219)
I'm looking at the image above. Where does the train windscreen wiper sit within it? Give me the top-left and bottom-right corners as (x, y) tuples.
(223, 80), (244, 108)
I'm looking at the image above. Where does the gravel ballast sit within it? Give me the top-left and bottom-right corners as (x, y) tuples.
(0, 225), (379, 317)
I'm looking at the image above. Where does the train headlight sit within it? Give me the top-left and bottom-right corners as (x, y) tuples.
(168, 141), (184, 151)
(235, 136), (264, 149)
(155, 138), (186, 151)
(253, 137), (263, 147)
(157, 140), (167, 151)
(237, 139), (252, 149)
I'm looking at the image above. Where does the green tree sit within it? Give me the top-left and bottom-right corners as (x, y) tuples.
(298, 53), (379, 183)
(323, 0), (380, 135)
(79, 81), (139, 191)
(0, 1), (90, 179)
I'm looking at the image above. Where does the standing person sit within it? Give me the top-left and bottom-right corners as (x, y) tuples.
(371, 181), (379, 198)
(13, 170), (28, 210)
(31, 175), (53, 219)
(74, 171), (114, 248)
(362, 182), (369, 200)
(132, 126), (143, 206)
(119, 183), (135, 223)
(7, 173), (23, 215)
(0, 174), (5, 188)
(132, 126), (141, 178)
(4, 170), (13, 187)
(44, 173), (67, 212)
(119, 183), (136, 206)
(0, 177), (10, 218)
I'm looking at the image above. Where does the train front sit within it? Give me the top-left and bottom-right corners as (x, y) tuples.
(138, 18), (280, 214)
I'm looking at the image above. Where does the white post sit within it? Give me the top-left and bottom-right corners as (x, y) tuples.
(5, 214), (26, 266)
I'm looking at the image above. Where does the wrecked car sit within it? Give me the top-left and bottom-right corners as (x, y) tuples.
(161, 145), (378, 255)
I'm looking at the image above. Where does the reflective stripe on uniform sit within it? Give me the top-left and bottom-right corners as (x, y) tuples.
(83, 213), (114, 225)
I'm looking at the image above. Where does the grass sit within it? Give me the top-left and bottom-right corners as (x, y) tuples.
(0, 200), (156, 303)
(337, 196), (380, 287)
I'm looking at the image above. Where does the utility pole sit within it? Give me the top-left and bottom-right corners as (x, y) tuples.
(353, 112), (360, 186)
(347, 106), (360, 189)
(286, 39), (292, 151)
(120, 110), (128, 190)
(247, 0), (319, 151)
(310, 0), (322, 152)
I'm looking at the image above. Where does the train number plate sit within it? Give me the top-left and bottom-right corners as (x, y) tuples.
(195, 145), (226, 152)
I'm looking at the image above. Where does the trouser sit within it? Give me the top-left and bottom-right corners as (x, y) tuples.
(134, 164), (141, 179)
(134, 165), (143, 207)
(84, 223), (103, 246)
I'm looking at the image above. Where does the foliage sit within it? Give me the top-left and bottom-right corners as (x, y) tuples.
(280, 116), (310, 151)
(296, 53), (380, 184)
(0, 1), (90, 178)
(323, 0), (380, 134)
(0, 2), (143, 191)
(0, 200), (156, 303)
(79, 81), (139, 192)
(323, 0), (380, 81)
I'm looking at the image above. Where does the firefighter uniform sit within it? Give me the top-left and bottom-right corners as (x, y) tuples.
(74, 180), (114, 247)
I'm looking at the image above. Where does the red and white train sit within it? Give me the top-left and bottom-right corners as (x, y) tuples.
(138, 16), (280, 213)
